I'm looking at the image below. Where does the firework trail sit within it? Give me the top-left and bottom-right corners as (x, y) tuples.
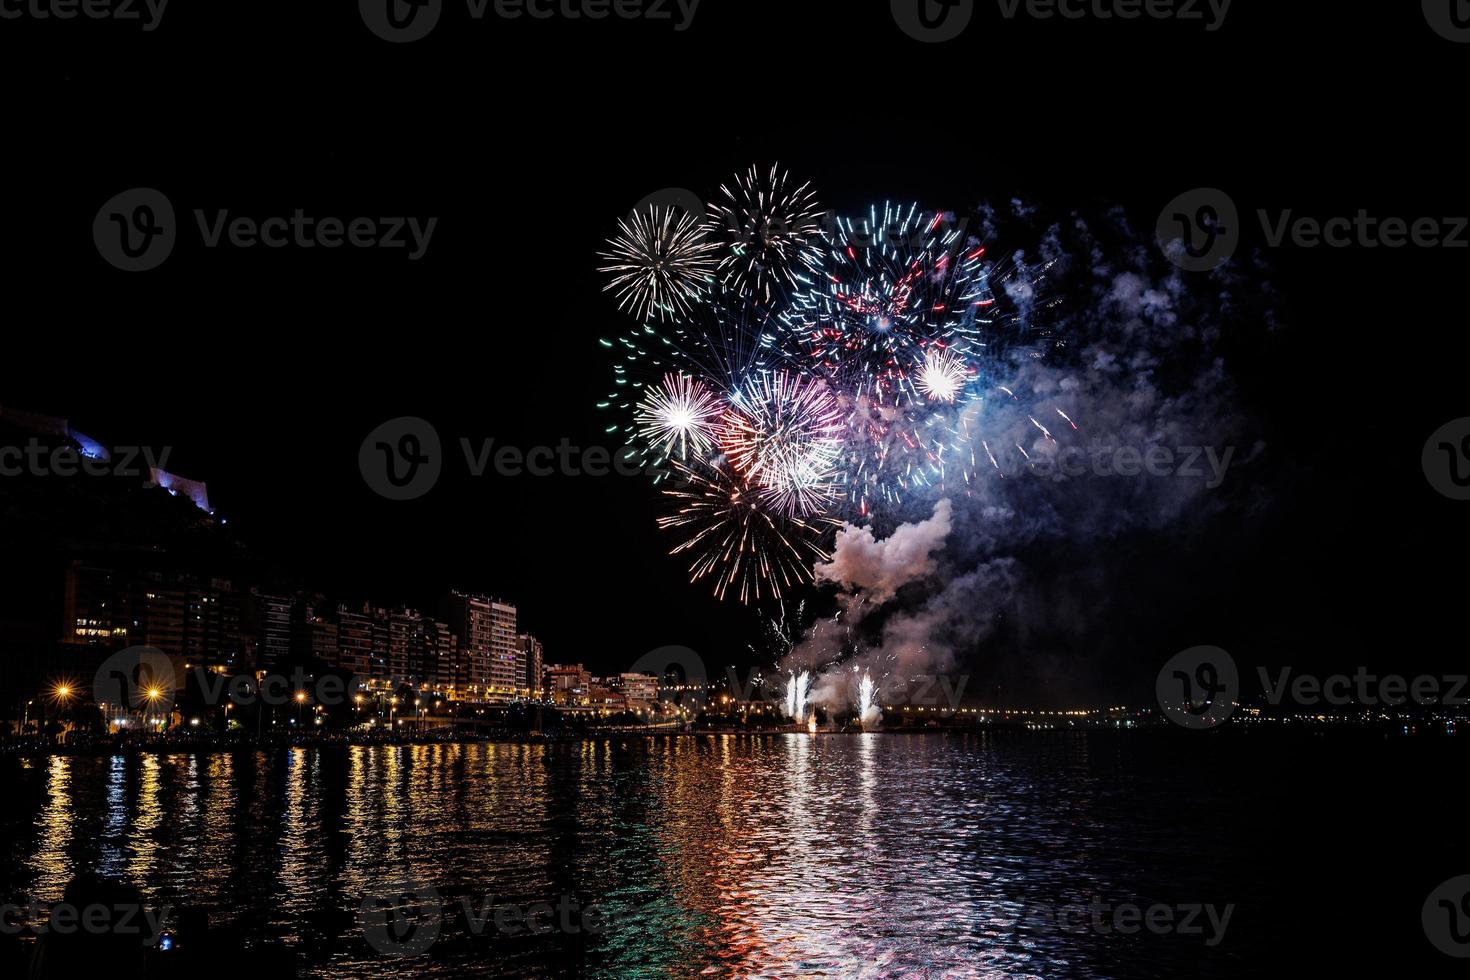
(858, 673), (880, 730)
(785, 670), (812, 724)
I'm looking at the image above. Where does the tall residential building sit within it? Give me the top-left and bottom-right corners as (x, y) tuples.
(183, 577), (249, 669)
(519, 634), (543, 698)
(136, 573), (186, 656)
(440, 592), (494, 701)
(335, 603), (376, 678)
(370, 607), (391, 677)
(61, 564), (253, 669)
(251, 591), (293, 670)
(425, 618), (458, 694)
(61, 561), (124, 648)
(438, 593), (519, 701)
(387, 607), (422, 680)
(489, 600), (519, 697)
(290, 596), (341, 669)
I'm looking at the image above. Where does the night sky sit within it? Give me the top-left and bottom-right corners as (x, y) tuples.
(3, 3), (1464, 702)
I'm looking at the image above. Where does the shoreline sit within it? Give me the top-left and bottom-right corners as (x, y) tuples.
(2, 721), (1458, 757)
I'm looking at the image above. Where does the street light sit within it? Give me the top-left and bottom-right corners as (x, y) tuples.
(48, 684), (75, 741)
(143, 686), (165, 730)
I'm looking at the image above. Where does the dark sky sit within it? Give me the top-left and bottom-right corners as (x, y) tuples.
(3, 3), (1464, 700)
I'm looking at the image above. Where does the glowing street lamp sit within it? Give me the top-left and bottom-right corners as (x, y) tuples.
(143, 685), (166, 730)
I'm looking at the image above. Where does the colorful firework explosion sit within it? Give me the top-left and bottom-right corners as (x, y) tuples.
(598, 170), (1064, 601)
(719, 371), (845, 518)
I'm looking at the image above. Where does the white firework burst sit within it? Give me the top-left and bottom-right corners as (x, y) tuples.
(720, 371), (845, 518)
(599, 205), (718, 321)
(634, 372), (723, 461)
(915, 348), (969, 403)
(707, 164), (827, 304)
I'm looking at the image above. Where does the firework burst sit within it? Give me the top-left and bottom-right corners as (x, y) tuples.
(634, 372), (723, 462)
(599, 205), (718, 321)
(707, 164), (827, 305)
(719, 371), (845, 518)
(915, 348), (970, 403)
(658, 459), (837, 603)
(780, 203), (993, 402)
(599, 168), (1068, 600)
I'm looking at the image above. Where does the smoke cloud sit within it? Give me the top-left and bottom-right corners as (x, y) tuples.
(790, 201), (1277, 708)
(814, 498), (953, 602)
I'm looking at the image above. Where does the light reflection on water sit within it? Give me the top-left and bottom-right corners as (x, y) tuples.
(6, 734), (1263, 978)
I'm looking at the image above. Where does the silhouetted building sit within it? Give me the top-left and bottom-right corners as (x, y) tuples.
(335, 602), (375, 678)
(520, 634), (543, 698)
(440, 592), (495, 701)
